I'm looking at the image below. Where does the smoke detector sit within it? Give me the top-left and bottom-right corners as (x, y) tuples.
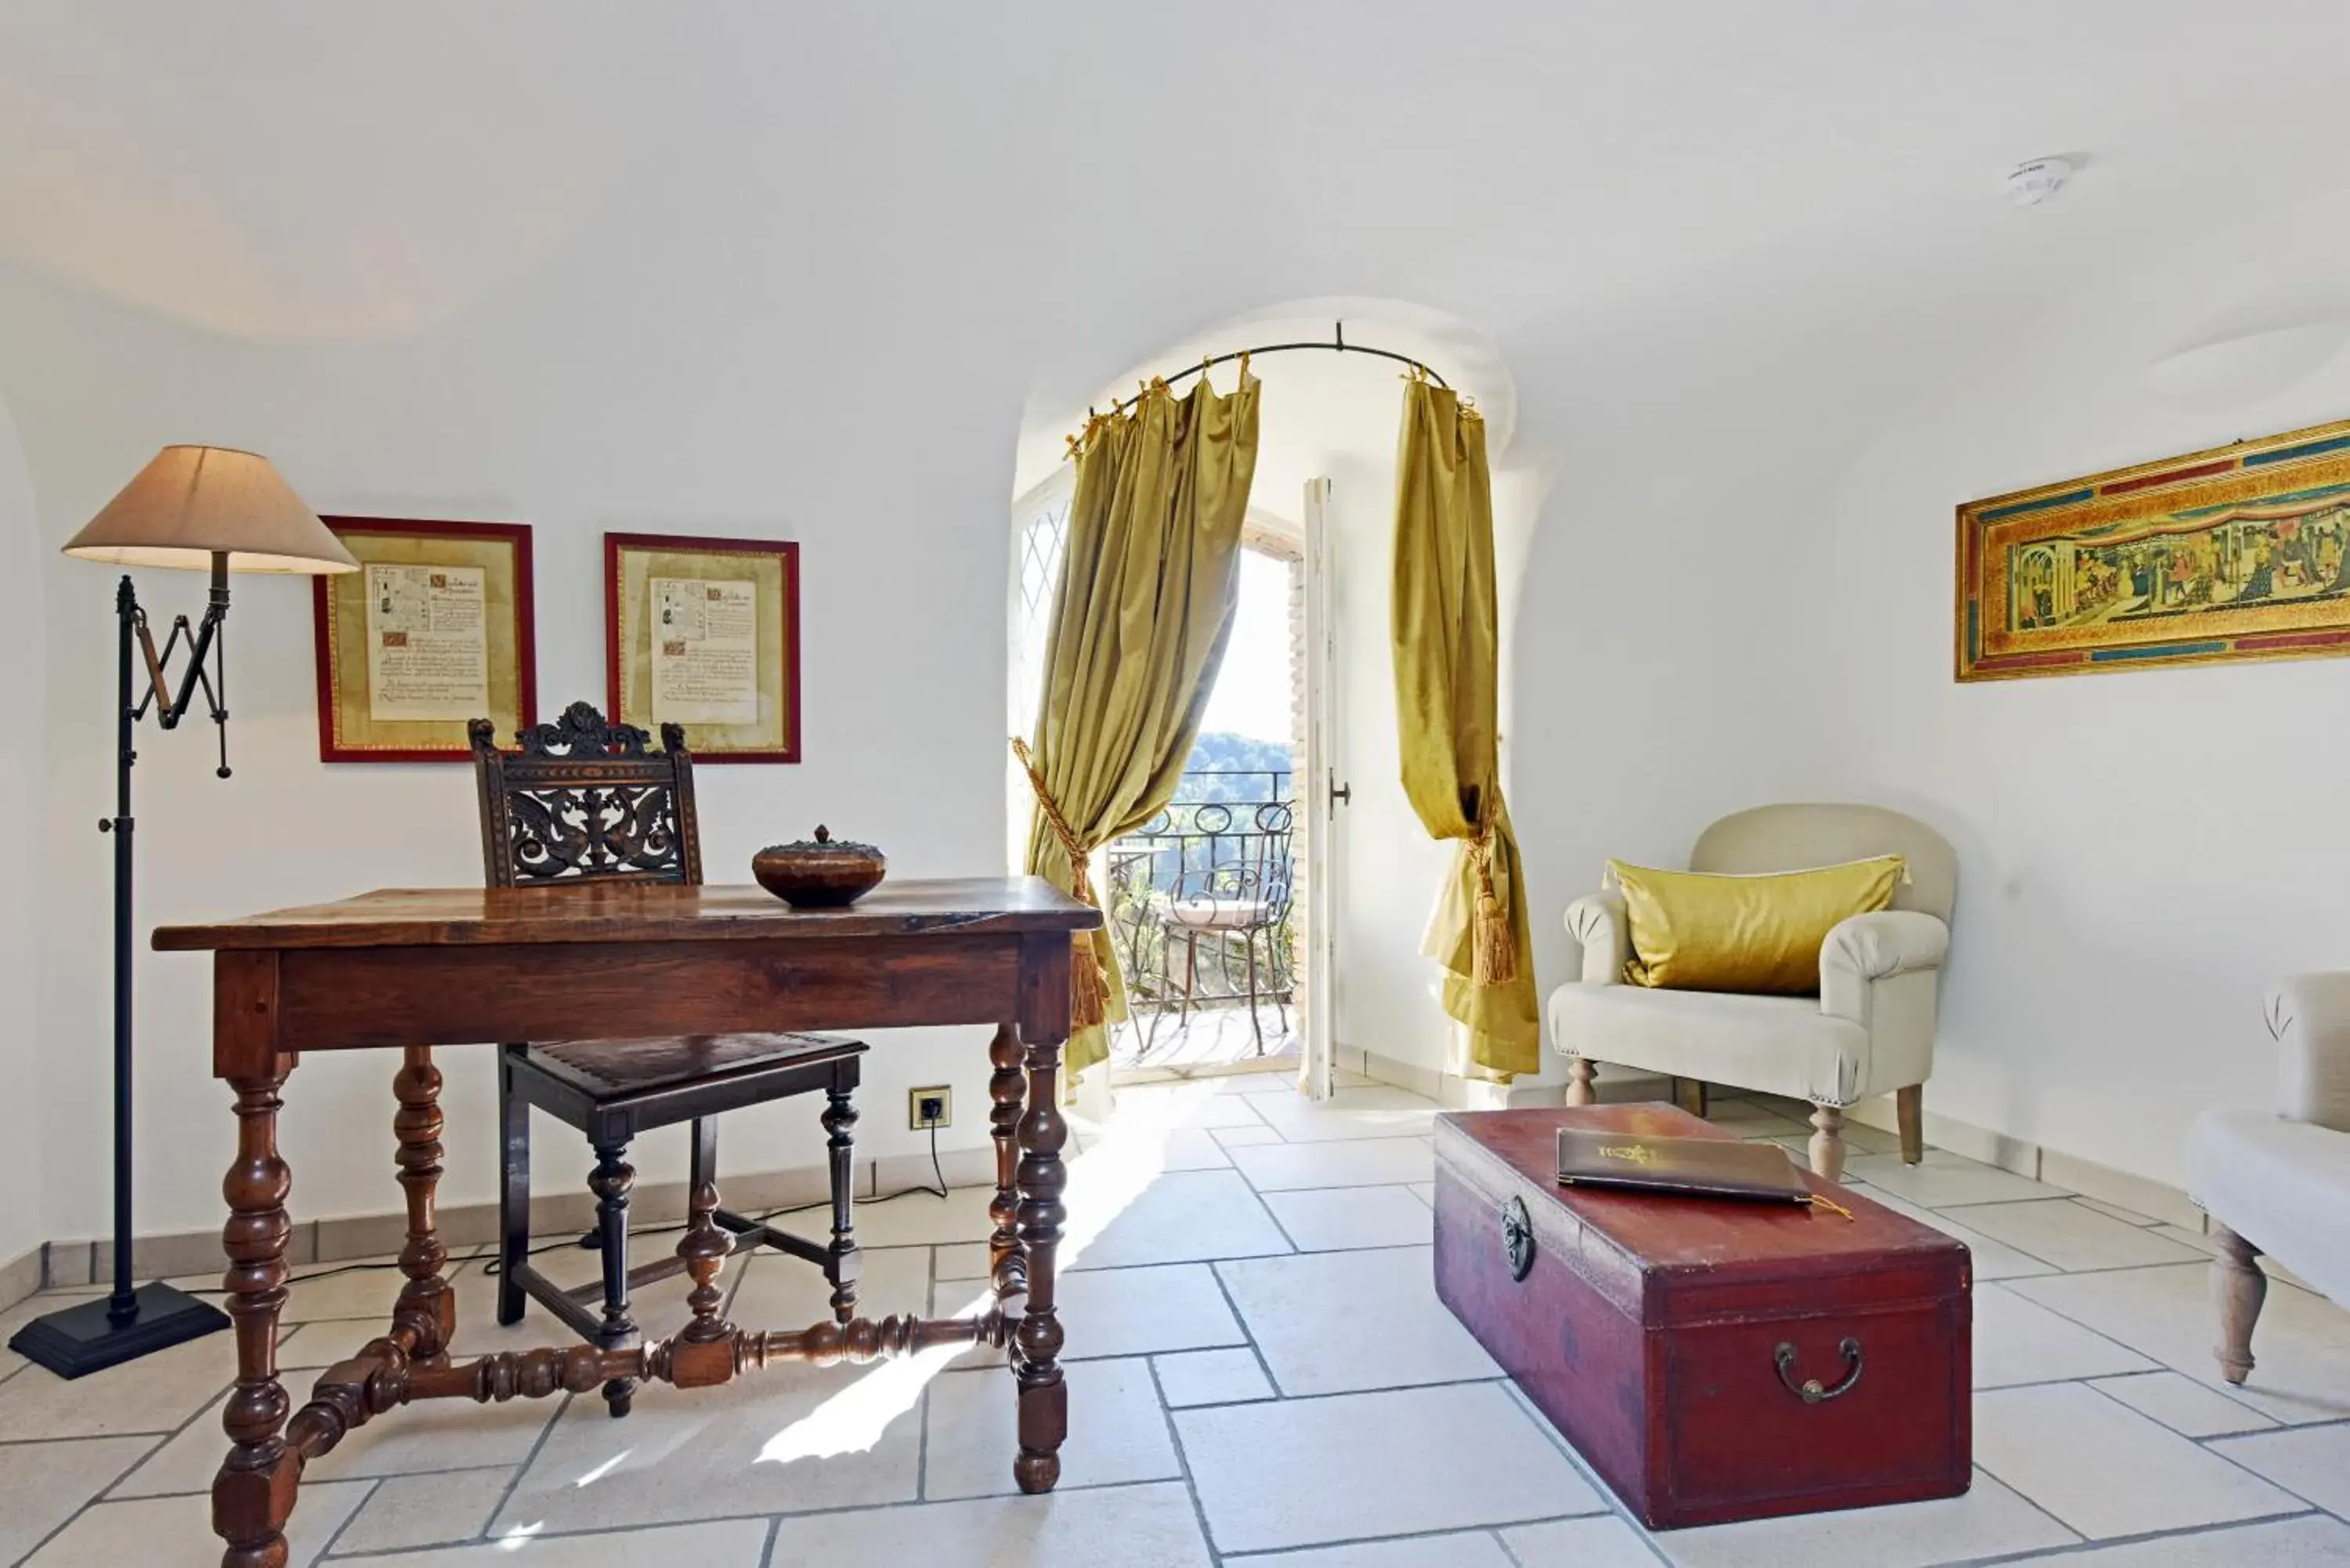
(2006, 157), (2073, 207)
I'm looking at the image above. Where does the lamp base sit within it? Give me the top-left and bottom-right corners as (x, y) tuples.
(6, 1282), (230, 1379)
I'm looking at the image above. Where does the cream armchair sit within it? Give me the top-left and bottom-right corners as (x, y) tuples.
(2186, 974), (2350, 1385)
(1550, 804), (1958, 1180)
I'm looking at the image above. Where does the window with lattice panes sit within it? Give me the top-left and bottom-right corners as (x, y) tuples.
(1009, 471), (1072, 742)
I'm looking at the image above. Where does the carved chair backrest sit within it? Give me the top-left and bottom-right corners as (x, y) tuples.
(469, 701), (704, 888)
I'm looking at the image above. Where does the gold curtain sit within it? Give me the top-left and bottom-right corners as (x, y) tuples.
(1021, 371), (1261, 1079)
(1391, 378), (1539, 1078)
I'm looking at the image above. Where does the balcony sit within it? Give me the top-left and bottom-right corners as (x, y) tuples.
(1104, 768), (1297, 1073)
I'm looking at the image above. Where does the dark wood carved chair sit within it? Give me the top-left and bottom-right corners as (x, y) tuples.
(471, 702), (866, 1418)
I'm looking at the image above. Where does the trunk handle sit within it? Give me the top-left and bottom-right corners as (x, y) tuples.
(1501, 1195), (1535, 1281)
(1775, 1336), (1864, 1404)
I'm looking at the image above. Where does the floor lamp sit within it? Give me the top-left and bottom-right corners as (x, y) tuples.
(7, 446), (357, 1378)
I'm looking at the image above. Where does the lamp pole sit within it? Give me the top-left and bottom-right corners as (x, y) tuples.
(10, 446), (353, 1380)
(7, 565), (236, 1376)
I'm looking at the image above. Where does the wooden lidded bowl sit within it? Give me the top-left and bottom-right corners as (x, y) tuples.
(752, 826), (887, 908)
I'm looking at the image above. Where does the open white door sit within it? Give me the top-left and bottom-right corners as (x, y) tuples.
(1298, 476), (1343, 1100)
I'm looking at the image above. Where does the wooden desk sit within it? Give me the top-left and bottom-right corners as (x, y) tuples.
(155, 877), (1098, 1568)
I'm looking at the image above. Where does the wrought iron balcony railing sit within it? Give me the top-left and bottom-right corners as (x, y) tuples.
(1104, 768), (1295, 1057)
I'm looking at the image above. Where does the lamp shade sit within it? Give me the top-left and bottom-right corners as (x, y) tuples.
(61, 446), (359, 574)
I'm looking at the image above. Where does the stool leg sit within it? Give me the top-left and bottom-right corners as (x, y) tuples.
(588, 1141), (637, 1418)
(497, 1049), (530, 1328)
(822, 1082), (860, 1323)
(1245, 930), (1265, 1054)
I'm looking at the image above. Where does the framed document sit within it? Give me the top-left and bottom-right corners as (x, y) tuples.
(312, 517), (538, 763)
(605, 531), (801, 762)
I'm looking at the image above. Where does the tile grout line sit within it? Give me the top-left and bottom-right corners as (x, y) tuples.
(474, 1380), (573, 1548)
(1492, 1378), (1672, 1564)
(1936, 1508), (2326, 1568)
(7, 1427), (169, 1566)
(1220, 1508), (1629, 1562)
(331, 1476), (1197, 1555)
(2075, 1367), (2277, 1443)
(1144, 1347), (1227, 1568)
(22, 1316), (331, 1561)
(1201, 1258), (1285, 1401)
(312, 1476), (385, 1562)
(9, 1089), (2345, 1567)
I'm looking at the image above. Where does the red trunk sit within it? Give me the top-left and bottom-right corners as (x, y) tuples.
(1434, 1105), (1971, 1530)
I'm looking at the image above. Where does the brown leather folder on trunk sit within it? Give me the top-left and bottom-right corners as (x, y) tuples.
(1556, 1129), (1813, 1204)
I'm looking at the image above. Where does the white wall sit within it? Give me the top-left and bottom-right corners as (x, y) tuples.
(0, 393), (45, 1266)
(0, 237), (1035, 1242)
(13, 4), (2350, 1257)
(1820, 187), (2350, 1188)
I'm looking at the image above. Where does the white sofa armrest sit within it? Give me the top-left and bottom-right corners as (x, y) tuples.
(1820, 910), (1949, 986)
(1819, 910), (1947, 1098)
(1564, 891), (1627, 986)
(2266, 973), (2350, 1133)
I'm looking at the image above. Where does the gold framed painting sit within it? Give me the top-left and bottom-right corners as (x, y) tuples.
(604, 532), (801, 762)
(312, 517), (537, 762)
(1957, 417), (2350, 681)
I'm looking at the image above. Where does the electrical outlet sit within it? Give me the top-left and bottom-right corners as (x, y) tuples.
(909, 1086), (952, 1130)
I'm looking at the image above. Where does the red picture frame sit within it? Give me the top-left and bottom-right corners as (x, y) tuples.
(312, 516), (538, 763)
(603, 531), (802, 763)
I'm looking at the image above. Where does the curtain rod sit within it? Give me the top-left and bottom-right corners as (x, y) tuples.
(1094, 320), (1449, 419)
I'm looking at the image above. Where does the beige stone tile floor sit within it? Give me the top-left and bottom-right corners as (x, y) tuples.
(4, 1080), (2349, 1566)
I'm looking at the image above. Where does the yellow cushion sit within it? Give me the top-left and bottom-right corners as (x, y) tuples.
(1607, 855), (1905, 995)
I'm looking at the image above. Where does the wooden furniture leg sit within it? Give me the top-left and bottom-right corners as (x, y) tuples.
(2213, 1223), (2266, 1386)
(392, 1046), (454, 1362)
(667, 1138), (736, 1389)
(1897, 1084), (1925, 1166)
(1013, 1023), (1069, 1493)
(1808, 1104), (1847, 1182)
(1672, 1078), (1708, 1118)
(589, 1140), (638, 1417)
(496, 1046), (530, 1328)
(987, 1024), (1025, 1296)
(214, 1064), (297, 1568)
(822, 1081), (860, 1322)
(1564, 1058), (1596, 1107)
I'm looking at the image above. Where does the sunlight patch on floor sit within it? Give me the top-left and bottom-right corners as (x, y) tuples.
(747, 1081), (1217, 1467)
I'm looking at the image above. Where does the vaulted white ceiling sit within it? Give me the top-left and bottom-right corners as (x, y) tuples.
(4, 2), (2349, 488)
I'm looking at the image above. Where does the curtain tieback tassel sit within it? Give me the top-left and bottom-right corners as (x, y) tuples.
(1010, 737), (1108, 1029)
(1468, 831), (1517, 988)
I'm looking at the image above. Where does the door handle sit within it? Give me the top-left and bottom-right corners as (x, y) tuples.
(1328, 771), (1351, 817)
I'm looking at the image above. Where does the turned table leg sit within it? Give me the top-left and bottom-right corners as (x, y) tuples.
(987, 1023), (1025, 1299)
(2213, 1223), (2267, 1386)
(392, 1046), (454, 1362)
(1564, 1058), (1596, 1107)
(1013, 1024), (1068, 1493)
(214, 1063), (297, 1568)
